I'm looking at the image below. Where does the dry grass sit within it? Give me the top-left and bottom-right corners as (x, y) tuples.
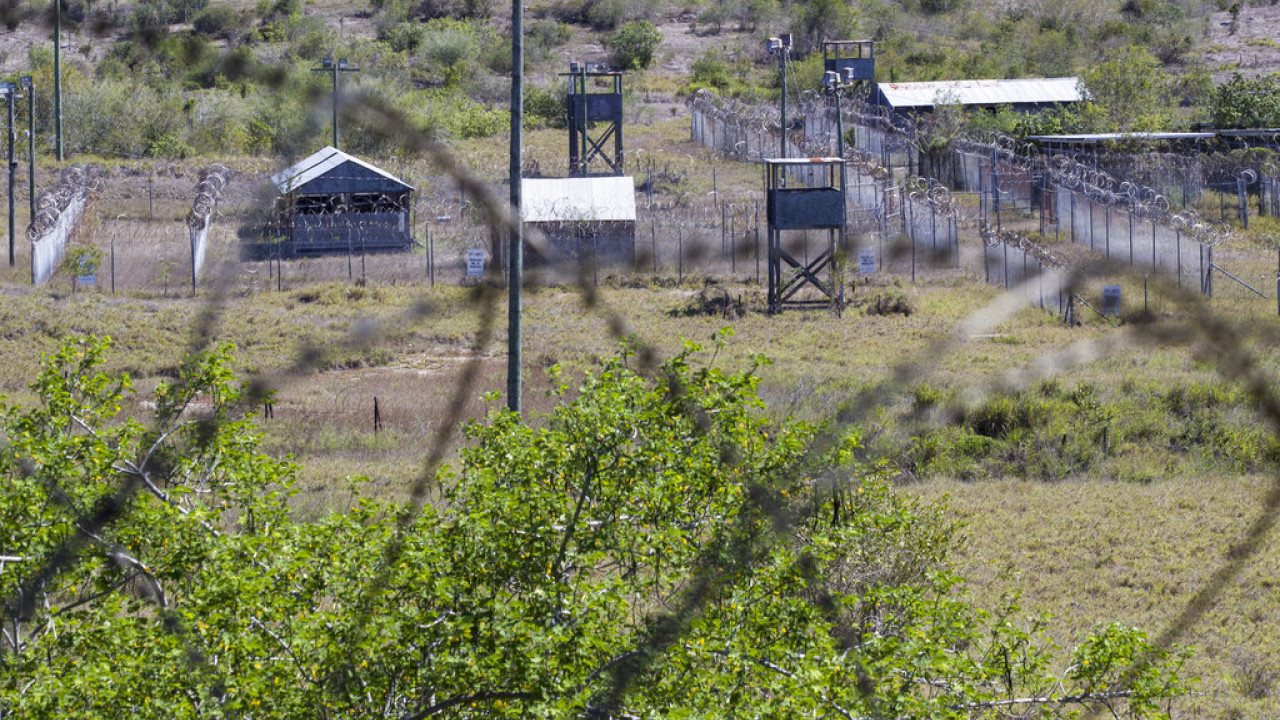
(907, 476), (1280, 720)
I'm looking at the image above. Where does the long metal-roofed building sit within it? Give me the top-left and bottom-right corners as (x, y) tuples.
(257, 146), (414, 258)
(522, 176), (636, 267)
(872, 77), (1084, 115)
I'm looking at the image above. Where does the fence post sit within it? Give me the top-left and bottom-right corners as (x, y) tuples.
(1176, 229), (1182, 288)
(678, 226), (683, 284)
(1128, 211), (1134, 267)
(731, 213), (736, 274)
(1238, 174), (1249, 229)
(1002, 239), (1008, 290)
(651, 213), (657, 273)
(721, 204), (727, 260)
(991, 147), (1001, 231)
(755, 200), (760, 284)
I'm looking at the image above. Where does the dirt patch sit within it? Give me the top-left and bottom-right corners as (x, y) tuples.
(1198, 4), (1280, 81)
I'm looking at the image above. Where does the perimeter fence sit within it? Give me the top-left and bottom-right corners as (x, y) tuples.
(690, 89), (1280, 316)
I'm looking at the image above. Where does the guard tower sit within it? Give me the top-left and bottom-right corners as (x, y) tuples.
(823, 40), (875, 96)
(563, 63), (624, 176)
(765, 158), (847, 313)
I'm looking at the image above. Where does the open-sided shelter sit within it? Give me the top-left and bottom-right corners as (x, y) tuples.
(260, 146), (413, 258)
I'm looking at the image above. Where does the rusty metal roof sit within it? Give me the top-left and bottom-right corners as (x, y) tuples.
(876, 77), (1082, 110)
(522, 177), (636, 223)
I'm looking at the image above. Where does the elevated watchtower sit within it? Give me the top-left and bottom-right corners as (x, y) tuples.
(823, 40), (875, 97)
(563, 63), (624, 176)
(764, 158), (847, 313)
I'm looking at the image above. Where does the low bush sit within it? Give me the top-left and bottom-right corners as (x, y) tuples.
(192, 6), (240, 39)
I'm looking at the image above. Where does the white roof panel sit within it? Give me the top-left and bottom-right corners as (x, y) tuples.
(522, 177), (636, 223)
(878, 77), (1082, 110)
(270, 146), (412, 193)
(1028, 132), (1215, 143)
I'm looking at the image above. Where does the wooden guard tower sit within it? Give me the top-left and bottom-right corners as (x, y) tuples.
(765, 158), (847, 313)
(563, 63), (623, 176)
(823, 40), (875, 96)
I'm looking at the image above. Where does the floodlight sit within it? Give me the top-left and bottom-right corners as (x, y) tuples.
(19, 76), (31, 90)
(824, 71), (839, 89)
(570, 62), (580, 72)
(338, 58), (348, 69)
(0, 82), (11, 95)
(766, 38), (781, 52)
(780, 33), (792, 48)
(322, 57), (332, 69)
(843, 67), (856, 83)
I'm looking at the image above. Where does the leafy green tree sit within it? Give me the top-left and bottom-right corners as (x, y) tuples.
(1211, 72), (1280, 129)
(0, 336), (1194, 718)
(1079, 47), (1174, 132)
(608, 20), (662, 71)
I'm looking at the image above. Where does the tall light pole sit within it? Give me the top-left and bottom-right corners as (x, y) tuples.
(508, 0), (524, 415)
(824, 67), (857, 159)
(3, 82), (16, 267)
(767, 34), (792, 159)
(20, 76), (34, 222)
(54, 0), (63, 161)
(312, 57), (359, 149)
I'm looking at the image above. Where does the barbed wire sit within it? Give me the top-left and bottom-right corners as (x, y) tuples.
(28, 164), (105, 241)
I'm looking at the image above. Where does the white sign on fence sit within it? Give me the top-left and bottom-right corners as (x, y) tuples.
(1102, 285), (1122, 316)
(466, 249), (485, 277)
(859, 246), (877, 274)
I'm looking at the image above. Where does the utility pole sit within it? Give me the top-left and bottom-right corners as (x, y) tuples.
(54, 0), (63, 161)
(312, 57), (359, 149)
(3, 82), (16, 267)
(20, 76), (34, 222)
(508, 0), (524, 415)
(767, 34), (792, 159)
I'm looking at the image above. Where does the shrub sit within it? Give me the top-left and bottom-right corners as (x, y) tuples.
(192, 5), (239, 37)
(381, 22), (427, 52)
(608, 20), (662, 71)
(690, 51), (733, 91)
(524, 84), (566, 128)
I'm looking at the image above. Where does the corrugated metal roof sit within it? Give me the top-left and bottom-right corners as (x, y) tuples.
(270, 146), (412, 194)
(877, 77), (1082, 110)
(522, 177), (636, 223)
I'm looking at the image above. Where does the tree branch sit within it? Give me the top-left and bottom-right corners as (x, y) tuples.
(397, 691), (534, 720)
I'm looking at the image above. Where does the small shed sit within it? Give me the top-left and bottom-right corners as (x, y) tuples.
(262, 146), (413, 258)
(522, 176), (636, 267)
(872, 77), (1083, 115)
